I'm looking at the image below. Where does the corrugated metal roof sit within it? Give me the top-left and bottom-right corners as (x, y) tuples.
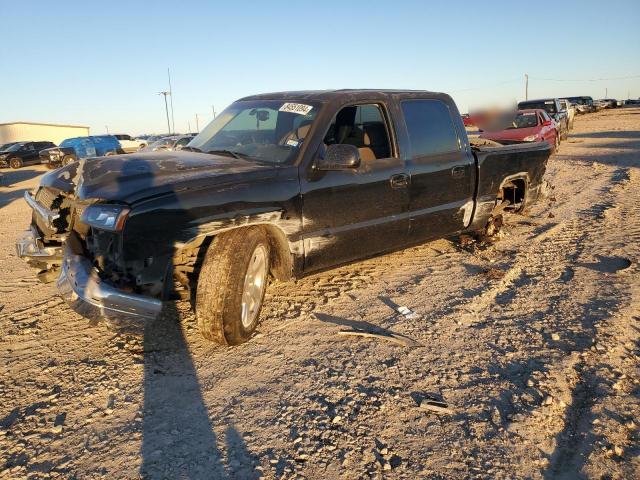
(0, 121), (89, 129)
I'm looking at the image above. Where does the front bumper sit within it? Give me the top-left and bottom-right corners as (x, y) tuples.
(57, 245), (163, 323)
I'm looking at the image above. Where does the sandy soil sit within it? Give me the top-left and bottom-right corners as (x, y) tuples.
(1, 108), (639, 479)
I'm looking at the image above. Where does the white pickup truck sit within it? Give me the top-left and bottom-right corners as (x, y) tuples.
(113, 134), (145, 153)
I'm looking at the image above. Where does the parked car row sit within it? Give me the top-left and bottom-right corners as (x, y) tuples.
(0, 134), (144, 169)
(140, 134), (195, 152)
(462, 92), (637, 153)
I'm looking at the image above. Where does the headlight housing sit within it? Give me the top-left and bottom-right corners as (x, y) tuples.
(81, 204), (130, 231)
(523, 135), (539, 142)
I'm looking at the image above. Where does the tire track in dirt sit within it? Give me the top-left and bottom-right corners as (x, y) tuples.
(542, 165), (639, 479)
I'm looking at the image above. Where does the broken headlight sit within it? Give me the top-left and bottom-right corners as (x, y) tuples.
(81, 204), (130, 231)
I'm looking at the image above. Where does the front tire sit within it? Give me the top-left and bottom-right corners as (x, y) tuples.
(9, 157), (23, 169)
(196, 227), (271, 345)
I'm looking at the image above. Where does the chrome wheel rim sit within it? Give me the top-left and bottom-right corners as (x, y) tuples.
(241, 245), (267, 328)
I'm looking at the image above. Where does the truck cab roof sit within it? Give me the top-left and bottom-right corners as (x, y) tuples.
(239, 89), (443, 103)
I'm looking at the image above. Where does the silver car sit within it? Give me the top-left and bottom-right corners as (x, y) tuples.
(141, 134), (195, 152)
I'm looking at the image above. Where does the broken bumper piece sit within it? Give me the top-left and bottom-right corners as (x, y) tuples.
(15, 227), (63, 268)
(57, 245), (163, 323)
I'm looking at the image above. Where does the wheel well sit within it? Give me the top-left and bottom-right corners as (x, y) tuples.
(498, 177), (527, 212)
(172, 224), (294, 295)
(261, 225), (294, 281)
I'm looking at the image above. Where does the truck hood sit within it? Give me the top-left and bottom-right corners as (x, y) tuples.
(69, 151), (279, 204)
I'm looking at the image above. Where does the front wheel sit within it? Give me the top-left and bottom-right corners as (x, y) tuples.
(9, 157), (23, 169)
(196, 227), (271, 345)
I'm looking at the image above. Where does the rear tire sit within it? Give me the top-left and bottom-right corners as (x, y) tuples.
(196, 227), (271, 345)
(9, 157), (22, 169)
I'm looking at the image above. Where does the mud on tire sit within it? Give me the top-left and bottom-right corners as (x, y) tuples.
(195, 227), (271, 345)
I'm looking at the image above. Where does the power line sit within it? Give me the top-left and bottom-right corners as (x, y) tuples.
(449, 78), (521, 93)
(529, 74), (640, 82)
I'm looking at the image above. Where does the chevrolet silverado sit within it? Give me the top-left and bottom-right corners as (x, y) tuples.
(17, 90), (551, 345)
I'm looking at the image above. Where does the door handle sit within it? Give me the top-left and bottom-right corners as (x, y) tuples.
(390, 173), (409, 189)
(451, 166), (466, 179)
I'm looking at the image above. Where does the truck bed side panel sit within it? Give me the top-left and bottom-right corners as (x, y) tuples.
(468, 142), (551, 231)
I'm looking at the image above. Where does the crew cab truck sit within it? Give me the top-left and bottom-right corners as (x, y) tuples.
(17, 90), (551, 345)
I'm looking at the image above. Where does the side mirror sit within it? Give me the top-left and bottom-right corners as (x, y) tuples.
(315, 144), (360, 170)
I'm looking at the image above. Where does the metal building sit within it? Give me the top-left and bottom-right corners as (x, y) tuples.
(0, 122), (90, 146)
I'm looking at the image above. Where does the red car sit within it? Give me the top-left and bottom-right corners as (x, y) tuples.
(478, 109), (559, 151)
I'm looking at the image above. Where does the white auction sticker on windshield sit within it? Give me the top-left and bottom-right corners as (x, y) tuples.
(279, 103), (313, 115)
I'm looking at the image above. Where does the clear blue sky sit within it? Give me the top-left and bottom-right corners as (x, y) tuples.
(1, 0), (639, 135)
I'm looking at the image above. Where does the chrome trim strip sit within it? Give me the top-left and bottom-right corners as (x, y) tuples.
(24, 191), (60, 228)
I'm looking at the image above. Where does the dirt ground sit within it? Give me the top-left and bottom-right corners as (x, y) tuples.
(1, 108), (639, 480)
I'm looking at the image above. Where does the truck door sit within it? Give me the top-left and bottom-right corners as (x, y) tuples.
(300, 103), (410, 272)
(399, 99), (475, 241)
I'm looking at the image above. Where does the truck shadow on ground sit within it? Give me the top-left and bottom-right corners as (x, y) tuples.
(569, 130), (640, 140)
(104, 158), (261, 479)
(0, 188), (30, 212)
(0, 168), (43, 187)
(140, 301), (260, 479)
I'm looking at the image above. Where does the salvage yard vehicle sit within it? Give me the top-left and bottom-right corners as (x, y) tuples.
(0, 141), (56, 168)
(478, 109), (559, 151)
(40, 135), (122, 168)
(114, 134), (146, 152)
(517, 98), (569, 140)
(559, 99), (575, 129)
(566, 96), (595, 114)
(16, 90), (551, 345)
(140, 134), (195, 152)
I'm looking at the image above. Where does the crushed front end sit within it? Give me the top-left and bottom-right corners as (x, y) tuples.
(16, 163), (162, 324)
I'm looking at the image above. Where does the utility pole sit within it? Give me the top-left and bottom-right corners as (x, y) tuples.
(158, 91), (171, 134)
(605, 87), (608, 98)
(524, 73), (529, 101)
(195, 113), (200, 132)
(211, 105), (216, 119)
(167, 68), (175, 134)
(105, 125), (109, 134)
(188, 121), (191, 133)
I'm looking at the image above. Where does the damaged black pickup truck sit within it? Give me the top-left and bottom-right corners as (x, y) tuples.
(17, 90), (551, 345)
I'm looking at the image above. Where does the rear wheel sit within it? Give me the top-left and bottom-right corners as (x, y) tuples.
(9, 157), (23, 169)
(196, 227), (271, 345)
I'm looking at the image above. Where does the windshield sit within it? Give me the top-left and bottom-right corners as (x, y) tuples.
(520, 101), (556, 114)
(188, 100), (321, 164)
(6, 142), (26, 152)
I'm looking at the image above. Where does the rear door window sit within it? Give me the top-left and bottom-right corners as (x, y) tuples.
(401, 100), (460, 158)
